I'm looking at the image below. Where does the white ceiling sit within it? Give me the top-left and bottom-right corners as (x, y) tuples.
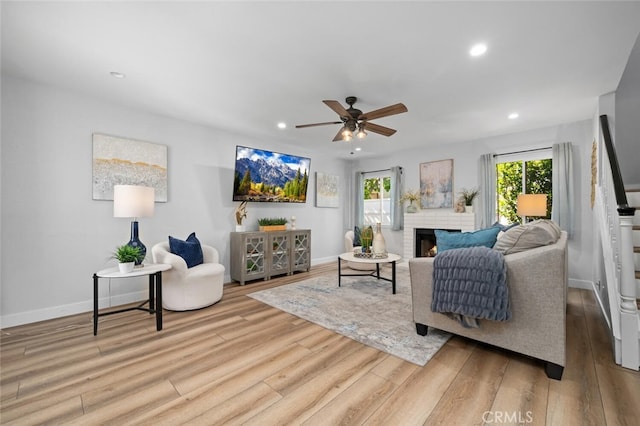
(2, 1), (640, 159)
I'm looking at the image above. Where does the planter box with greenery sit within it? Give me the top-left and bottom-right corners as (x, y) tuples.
(257, 217), (288, 231)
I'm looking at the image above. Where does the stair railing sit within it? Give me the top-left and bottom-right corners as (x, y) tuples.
(597, 115), (638, 370)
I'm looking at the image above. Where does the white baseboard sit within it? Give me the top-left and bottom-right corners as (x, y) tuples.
(1, 290), (149, 329)
(311, 255), (337, 266)
(569, 278), (592, 290)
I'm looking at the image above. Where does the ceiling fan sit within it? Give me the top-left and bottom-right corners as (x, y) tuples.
(296, 96), (408, 142)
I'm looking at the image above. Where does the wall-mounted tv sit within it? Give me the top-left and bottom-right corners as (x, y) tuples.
(233, 145), (311, 203)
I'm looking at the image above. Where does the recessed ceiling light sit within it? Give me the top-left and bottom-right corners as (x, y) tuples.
(469, 43), (487, 57)
(277, 122), (287, 129)
(355, 147), (362, 151)
(508, 112), (519, 119)
(110, 71), (126, 79)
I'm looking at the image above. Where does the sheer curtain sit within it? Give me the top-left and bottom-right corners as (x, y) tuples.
(390, 166), (403, 231)
(354, 171), (364, 226)
(478, 153), (496, 228)
(552, 142), (574, 236)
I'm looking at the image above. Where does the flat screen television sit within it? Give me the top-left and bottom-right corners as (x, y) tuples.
(233, 145), (310, 203)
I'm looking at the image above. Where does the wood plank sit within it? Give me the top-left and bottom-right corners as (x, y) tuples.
(125, 343), (312, 425)
(487, 356), (549, 425)
(302, 371), (397, 425)
(242, 346), (386, 425)
(424, 344), (510, 425)
(363, 342), (474, 424)
(546, 312), (606, 425)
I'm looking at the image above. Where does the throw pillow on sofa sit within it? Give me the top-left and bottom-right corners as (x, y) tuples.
(435, 227), (501, 253)
(169, 232), (204, 268)
(493, 219), (561, 255)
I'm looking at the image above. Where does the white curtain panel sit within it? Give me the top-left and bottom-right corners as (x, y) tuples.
(354, 171), (364, 226)
(390, 166), (403, 231)
(478, 153), (497, 228)
(552, 142), (574, 236)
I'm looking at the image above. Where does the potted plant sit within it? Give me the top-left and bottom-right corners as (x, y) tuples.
(113, 244), (142, 273)
(459, 187), (479, 213)
(400, 189), (421, 213)
(257, 217), (288, 231)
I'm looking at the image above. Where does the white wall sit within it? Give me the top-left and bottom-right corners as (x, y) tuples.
(615, 34), (640, 187)
(351, 119), (596, 288)
(0, 76), (348, 327)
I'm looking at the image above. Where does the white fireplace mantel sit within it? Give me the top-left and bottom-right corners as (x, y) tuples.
(403, 210), (476, 259)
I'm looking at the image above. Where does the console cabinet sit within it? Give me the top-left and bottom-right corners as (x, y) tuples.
(230, 230), (311, 285)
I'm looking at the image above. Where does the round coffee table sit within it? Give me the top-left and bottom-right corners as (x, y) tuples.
(338, 252), (402, 294)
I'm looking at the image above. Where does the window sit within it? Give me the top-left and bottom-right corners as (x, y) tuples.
(496, 151), (552, 224)
(363, 173), (391, 226)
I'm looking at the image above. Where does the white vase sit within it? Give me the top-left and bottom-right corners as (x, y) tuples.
(465, 205), (474, 213)
(372, 223), (386, 255)
(118, 262), (135, 273)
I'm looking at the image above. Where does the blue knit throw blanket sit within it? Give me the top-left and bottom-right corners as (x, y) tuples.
(431, 246), (510, 327)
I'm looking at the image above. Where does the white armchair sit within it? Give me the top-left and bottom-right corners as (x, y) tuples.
(344, 230), (377, 271)
(151, 242), (225, 311)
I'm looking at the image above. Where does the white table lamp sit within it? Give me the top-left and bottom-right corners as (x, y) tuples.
(113, 185), (155, 264)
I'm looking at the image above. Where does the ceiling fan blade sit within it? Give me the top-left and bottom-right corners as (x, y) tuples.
(364, 122), (397, 137)
(295, 121), (342, 129)
(359, 103), (408, 121)
(323, 100), (351, 118)
(332, 127), (345, 142)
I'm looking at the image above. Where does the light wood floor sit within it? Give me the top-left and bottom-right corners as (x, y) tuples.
(1, 262), (639, 425)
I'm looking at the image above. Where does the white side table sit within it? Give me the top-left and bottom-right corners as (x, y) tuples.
(93, 263), (171, 335)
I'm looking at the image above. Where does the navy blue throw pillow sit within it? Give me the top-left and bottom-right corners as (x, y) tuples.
(169, 232), (203, 268)
(353, 226), (362, 247)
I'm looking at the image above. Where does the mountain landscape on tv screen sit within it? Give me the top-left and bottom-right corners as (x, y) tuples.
(233, 148), (309, 203)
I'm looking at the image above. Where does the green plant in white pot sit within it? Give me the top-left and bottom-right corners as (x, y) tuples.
(113, 245), (142, 273)
(458, 187), (479, 213)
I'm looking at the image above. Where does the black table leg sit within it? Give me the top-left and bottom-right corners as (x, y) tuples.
(155, 272), (163, 331)
(338, 256), (342, 287)
(148, 274), (154, 314)
(376, 262), (380, 279)
(392, 261), (396, 294)
(93, 274), (98, 336)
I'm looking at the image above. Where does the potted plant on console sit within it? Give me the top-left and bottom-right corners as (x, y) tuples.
(258, 217), (288, 232)
(113, 244), (143, 273)
(459, 187), (479, 213)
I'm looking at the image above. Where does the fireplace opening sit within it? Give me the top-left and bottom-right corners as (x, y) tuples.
(414, 228), (461, 257)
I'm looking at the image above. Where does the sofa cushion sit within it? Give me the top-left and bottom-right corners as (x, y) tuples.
(169, 232), (204, 268)
(435, 227), (501, 253)
(493, 219), (560, 255)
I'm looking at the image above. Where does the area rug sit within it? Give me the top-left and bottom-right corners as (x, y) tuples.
(248, 265), (450, 366)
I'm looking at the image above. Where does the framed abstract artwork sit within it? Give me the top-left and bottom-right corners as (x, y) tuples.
(419, 159), (453, 209)
(315, 172), (339, 208)
(92, 133), (168, 201)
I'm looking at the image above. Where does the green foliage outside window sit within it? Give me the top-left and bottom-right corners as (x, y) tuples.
(364, 177), (391, 199)
(497, 159), (552, 224)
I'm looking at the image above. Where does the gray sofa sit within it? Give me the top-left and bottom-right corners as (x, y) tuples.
(409, 230), (568, 379)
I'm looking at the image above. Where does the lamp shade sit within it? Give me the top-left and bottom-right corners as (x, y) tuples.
(113, 185), (155, 218)
(517, 193), (547, 217)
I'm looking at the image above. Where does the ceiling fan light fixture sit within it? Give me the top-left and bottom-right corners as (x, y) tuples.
(342, 128), (353, 141)
(356, 126), (367, 139)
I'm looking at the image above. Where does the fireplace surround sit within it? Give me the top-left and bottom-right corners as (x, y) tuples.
(403, 211), (475, 259)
